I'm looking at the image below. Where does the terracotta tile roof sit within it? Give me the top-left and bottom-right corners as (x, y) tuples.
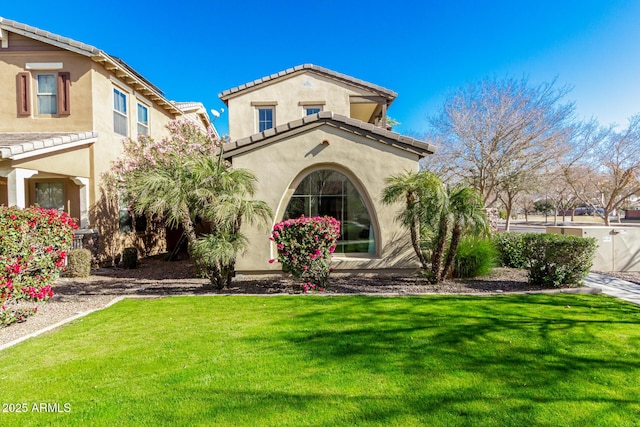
(0, 131), (97, 159)
(219, 64), (398, 102)
(222, 112), (435, 159)
(0, 17), (99, 56)
(0, 17), (189, 116)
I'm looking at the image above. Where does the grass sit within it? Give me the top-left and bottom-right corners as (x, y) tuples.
(1, 294), (640, 426)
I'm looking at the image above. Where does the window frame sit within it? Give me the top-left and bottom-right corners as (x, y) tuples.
(137, 102), (149, 136)
(257, 106), (275, 132)
(113, 87), (128, 136)
(284, 169), (377, 255)
(35, 73), (57, 115)
(304, 106), (323, 116)
(33, 180), (66, 212)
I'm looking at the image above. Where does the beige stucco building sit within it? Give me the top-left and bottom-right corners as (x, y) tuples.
(0, 17), (213, 262)
(219, 65), (435, 273)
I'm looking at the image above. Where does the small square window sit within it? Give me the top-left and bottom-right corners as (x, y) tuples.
(137, 103), (149, 136)
(258, 107), (274, 132)
(305, 107), (322, 116)
(36, 74), (57, 115)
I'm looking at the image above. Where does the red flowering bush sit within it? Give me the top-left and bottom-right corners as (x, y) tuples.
(270, 216), (340, 290)
(0, 206), (77, 327)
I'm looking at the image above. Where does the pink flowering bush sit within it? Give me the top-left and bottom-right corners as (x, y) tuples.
(0, 206), (77, 327)
(108, 119), (221, 178)
(270, 216), (340, 290)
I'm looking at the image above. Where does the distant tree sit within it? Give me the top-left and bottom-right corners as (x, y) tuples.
(563, 116), (640, 225)
(429, 76), (574, 230)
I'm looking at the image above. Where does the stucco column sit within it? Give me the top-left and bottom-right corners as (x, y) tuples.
(71, 177), (90, 229)
(0, 168), (38, 208)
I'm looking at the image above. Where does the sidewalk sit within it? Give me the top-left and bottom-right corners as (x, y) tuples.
(584, 273), (640, 306)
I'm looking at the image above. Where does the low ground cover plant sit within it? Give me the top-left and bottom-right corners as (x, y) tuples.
(0, 295), (638, 425)
(270, 216), (340, 290)
(0, 206), (77, 326)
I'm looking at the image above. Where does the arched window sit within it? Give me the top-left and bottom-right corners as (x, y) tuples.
(284, 170), (375, 253)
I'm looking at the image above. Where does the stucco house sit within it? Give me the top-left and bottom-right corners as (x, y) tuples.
(218, 64), (436, 273)
(0, 17), (214, 262)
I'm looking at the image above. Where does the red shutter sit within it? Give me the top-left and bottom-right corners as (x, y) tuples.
(17, 72), (31, 116)
(57, 72), (71, 115)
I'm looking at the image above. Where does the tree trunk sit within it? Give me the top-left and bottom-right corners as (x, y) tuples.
(430, 215), (449, 283)
(409, 211), (428, 269)
(440, 223), (462, 282)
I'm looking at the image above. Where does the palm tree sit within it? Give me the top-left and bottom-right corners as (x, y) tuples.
(382, 170), (446, 281)
(439, 185), (489, 281)
(128, 153), (272, 289)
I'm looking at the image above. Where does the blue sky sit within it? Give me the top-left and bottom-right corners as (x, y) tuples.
(3, 1), (640, 137)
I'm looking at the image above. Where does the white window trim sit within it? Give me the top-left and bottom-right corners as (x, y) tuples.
(136, 102), (150, 136)
(36, 73), (57, 115)
(256, 106), (275, 133)
(113, 87), (128, 137)
(26, 62), (63, 70)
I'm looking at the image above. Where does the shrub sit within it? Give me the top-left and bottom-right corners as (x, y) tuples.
(65, 248), (92, 278)
(0, 206), (77, 326)
(522, 233), (597, 288)
(270, 216), (341, 288)
(493, 232), (528, 269)
(452, 237), (497, 278)
(122, 247), (138, 269)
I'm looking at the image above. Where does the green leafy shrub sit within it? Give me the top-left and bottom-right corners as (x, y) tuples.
(452, 237), (497, 278)
(65, 248), (92, 278)
(270, 216), (341, 289)
(122, 247), (138, 269)
(493, 232), (528, 269)
(498, 209), (508, 220)
(522, 233), (597, 288)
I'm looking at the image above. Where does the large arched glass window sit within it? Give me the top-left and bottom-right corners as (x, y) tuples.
(284, 170), (375, 253)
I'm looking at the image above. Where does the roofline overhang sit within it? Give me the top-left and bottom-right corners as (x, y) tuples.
(222, 112), (435, 159)
(218, 64), (398, 105)
(0, 132), (98, 160)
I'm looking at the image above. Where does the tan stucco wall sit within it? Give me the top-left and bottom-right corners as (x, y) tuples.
(226, 72), (379, 140)
(230, 124), (422, 273)
(0, 44), (94, 132)
(89, 64), (177, 210)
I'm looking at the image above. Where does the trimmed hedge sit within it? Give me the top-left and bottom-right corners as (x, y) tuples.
(122, 247), (138, 269)
(493, 232), (528, 269)
(65, 248), (92, 278)
(522, 233), (597, 288)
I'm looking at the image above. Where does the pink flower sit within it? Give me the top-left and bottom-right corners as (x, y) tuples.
(268, 259), (275, 264)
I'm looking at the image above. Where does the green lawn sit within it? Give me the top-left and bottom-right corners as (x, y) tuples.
(1, 294), (640, 426)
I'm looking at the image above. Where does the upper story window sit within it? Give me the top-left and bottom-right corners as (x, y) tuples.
(137, 103), (149, 136)
(113, 88), (128, 136)
(36, 74), (57, 115)
(305, 107), (322, 116)
(17, 67), (70, 117)
(258, 107), (274, 132)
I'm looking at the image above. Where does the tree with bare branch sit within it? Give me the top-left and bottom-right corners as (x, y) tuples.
(563, 115), (640, 225)
(428, 76), (574, 230)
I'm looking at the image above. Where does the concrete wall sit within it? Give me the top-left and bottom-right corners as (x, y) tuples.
(226, 72), (377, 140)
(230, 123), (422, 273)
(546, 226), (640, 271)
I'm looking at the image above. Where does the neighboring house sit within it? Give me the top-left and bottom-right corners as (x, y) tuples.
(219, 64), (436, 272)
(0, 17), (213, 262)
